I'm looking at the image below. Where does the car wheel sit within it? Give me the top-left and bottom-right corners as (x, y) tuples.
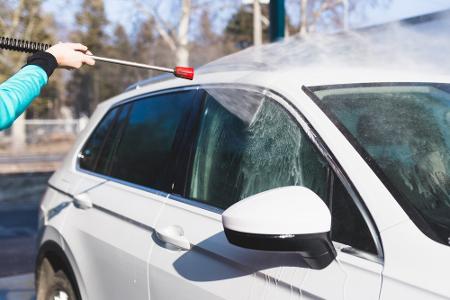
(37, 258), (78, 300)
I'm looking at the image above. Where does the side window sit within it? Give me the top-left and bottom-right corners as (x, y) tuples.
(331, 177), (377, 254)
(79, 107), (119, 172)
(95, 104), (131, 175)
(188, 89), (329, 209)
(109, 91), (194, 191)
(187, 88), (378, 255)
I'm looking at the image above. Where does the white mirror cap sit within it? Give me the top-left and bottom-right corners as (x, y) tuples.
(222, 186), (331, 235)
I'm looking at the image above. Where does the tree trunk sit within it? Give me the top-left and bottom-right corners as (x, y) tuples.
(11, 114), (26, 153)
(253, 0), (262, 46)
(176, 0), (191, 66)
(300, 0), (308, 36)
(342, 0), (349, 30)
(9, 0), (31, 153)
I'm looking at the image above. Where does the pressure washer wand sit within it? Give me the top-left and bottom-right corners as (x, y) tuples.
(88, 55), (194, 80)
(0, 37), (194, 80)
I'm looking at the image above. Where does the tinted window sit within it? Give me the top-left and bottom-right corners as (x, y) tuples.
(109, 91), (194, 190)
(188, 89), (329, 209)
(96, 105), (131, 175)
(331, 177), (377, 254)
(79, 107), (119, 172)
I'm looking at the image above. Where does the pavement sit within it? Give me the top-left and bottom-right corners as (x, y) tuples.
(0, 155), (62, 174)
(0, 172), (52, 300)
(0, 274), (34, 300)
(0, 155), (64, 164)
(0, 209), (38, 277)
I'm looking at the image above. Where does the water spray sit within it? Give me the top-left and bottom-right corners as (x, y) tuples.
(0, 37), (194, 80)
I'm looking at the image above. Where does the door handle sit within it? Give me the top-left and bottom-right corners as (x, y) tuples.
(73, 193), (92, 210)
(155, 225), (191, 250)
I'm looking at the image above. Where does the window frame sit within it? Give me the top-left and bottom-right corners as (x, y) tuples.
(107, 90), (197, 191)
(77, 106), (121, 173)
(184, 87), (332, 209)
(303, 82), (450, 248)
(329, 171), (378, 255)
(96, 104), (132, 175)
(76, 86), (200, 195)
(75, 83), (384, 263)
(180, 84), (383, 262)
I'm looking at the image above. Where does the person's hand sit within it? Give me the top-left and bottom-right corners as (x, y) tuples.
(46, 42), (95, 69)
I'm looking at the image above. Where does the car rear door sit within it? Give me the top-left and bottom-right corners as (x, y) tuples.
(61, 88), (198, 300)
(149, 87), (383, 300)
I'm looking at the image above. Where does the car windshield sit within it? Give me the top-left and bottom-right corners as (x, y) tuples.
(309, 83), (450, 246)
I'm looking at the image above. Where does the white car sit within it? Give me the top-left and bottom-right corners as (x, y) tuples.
(35, 66), (450, 300)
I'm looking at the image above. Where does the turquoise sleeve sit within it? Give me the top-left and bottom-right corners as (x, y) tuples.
(0, 65), (48, 130)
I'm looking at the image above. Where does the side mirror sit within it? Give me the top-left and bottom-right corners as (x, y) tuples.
(222, 186), (336, 269)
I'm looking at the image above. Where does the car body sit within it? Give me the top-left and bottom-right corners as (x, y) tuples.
(36, 66), (450, 300)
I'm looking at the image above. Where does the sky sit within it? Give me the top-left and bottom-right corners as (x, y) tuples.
(42, 0), (450, 38)
(105, 0), (450, 31)
(353, 0), (450, 27)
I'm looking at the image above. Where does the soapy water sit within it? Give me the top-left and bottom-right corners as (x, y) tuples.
(195, 20), (450, 209)
(199, 19), (450, 77)
(193, 20), (449, 299)
(197, 18), (450, 133)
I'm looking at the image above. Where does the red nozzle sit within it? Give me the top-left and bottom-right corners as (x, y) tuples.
(174, 66), (194, 80)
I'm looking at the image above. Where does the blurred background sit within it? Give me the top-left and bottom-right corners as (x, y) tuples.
(3, 0), (450, 168)
(1, 0), (450, 298)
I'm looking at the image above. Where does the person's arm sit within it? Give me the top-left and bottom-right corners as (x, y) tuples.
(0, 52), (56, 130)
(0, 43), (95, 130)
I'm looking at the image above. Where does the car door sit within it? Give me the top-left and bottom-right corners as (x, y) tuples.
(149, 87), (383, 300)
(62, 89), (197, 300)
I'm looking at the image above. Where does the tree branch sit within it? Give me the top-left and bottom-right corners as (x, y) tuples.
(6, 0), (25, 37)
(311, 0), (342, 25)
(132, 0), (177, 51)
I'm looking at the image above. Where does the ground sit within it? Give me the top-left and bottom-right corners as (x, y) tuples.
(0, 135), (72, 174)
(0, 134), (73, 300)
(0, 172), (52, 300)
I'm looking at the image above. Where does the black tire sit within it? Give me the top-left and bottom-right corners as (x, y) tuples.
(36, 258), (78, 300)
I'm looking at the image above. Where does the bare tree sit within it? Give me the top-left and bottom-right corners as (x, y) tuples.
(253, 0), (263, 46)
(133, 0), (192, 65)
(133, 0), (240, 66)
(0, 0), (58, 152)
(0, 0), (43, 75)
(294, 0), (390, 36)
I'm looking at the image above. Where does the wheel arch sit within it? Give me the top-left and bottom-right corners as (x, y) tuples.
(36, 239), (83, 299)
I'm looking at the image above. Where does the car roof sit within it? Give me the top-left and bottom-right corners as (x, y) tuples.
(99, 65), (450, 110)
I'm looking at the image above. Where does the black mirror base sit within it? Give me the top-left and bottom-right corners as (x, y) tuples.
(224, 228), (336, 270)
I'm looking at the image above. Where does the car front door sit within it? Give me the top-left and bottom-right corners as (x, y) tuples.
(61, 89), (197, 299)
(149, 87), (383, 300)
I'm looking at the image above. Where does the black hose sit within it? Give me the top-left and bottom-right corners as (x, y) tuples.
(0, 37), (50, 53)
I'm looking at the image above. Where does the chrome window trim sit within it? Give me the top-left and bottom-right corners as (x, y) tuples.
(169, 194), (224, 215)
(111, 85), (200, 109)
(75, 83), (384, 263)
(76, 168), (169, 198)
